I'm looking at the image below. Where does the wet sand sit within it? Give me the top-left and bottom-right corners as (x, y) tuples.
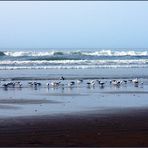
(0, 108), (148, 147)
(0, 74), (148, 146)
(0, 99), (62, 105)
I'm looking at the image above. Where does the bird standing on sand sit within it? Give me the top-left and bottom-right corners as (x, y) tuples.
(111, 80), (121, 86)
(2, 83), (8, 88)
(46, 82), (50, 87)
(132, 78), (140, 87)
(15, 82), (22, 88)
(123, 80), (127, 84)
(51, 81), (61, 87)
(99, 81), (105, 87)
(60, 76), (65, 80)
(86, 82), (91, 88)
(132, 78), (139, 84)
(90, 80), (95, 86)
(77, 79), (83, 84)
(68, 81), (75, 87)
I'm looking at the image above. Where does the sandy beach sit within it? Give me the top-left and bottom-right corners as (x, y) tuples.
(0, 108), (148, 147)
(0, 1), (148, 146)
(0, 68), (147, 146)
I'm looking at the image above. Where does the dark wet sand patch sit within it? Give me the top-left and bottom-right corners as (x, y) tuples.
(0, 99), (62, 105)
(101, 91), (148, 94)
(6, 75), (148, 81)
(1, 108), (148, 146)
(40, 93), (89, 96)
(0, 104), (19, 110)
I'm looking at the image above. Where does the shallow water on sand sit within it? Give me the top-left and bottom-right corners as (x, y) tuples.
(0, 67), (148, 80)
(0, 67), (147, 117)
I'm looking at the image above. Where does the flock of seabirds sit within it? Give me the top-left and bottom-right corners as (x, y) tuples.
(0, 76), (144, 90)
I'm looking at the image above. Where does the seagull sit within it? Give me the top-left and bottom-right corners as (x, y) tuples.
(132, 78), (139, 84)
(37, 82), (41, 86)
(14, 82), (22, 88)
(77, 79), (83, 84)
(128, 79), (133, 83)
(46, 83), (50, 87)
(110, 80), (116, 84)
(2, 83), (8, 88)
(68, 81), (75, 87)
(51, 81), (61, 87)
(28, 81), (34, 86)
(96, 80), (101, 84)
(99, 81), (105, 87)
(60, 76), (65, 80)
(90, 80), (95, 86)
(123, 80), (127, 84)
(112, 80), (121, 86)
(6, 82), (15, 88)
(28, 81), (41, 87)
(86, 82), (91, 87)
(132, 78), (139, 87)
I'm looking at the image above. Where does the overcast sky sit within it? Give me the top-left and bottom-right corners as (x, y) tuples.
(0, 2), (148, 49)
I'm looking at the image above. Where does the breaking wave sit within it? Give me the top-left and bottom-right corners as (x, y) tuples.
(1, 50), (148, 57)
(0, 59), (147, 69)
(0, 49), (148, 69)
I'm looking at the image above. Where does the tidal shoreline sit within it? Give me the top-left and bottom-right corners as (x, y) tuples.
(0, 108), (148, 146)
(0, 67), (147, 146)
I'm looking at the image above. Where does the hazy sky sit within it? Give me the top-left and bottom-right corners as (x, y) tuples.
(0, 2), (148, 49)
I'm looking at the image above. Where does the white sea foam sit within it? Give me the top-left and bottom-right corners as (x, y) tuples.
(0, 64), (147, 70)
(4, 51), (54, 57)
(1, 49), (148, 70)
(0, 59), (146, 65)
(0, 59), (147, 70)
(82, 50), (148, 56)
(3, 50), (148, 57)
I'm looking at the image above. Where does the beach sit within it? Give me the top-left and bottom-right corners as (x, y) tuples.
(1, 108), (148, 146)
(0, 0), (148, 146)
(0, 68), (147, 146)
(0, 49), (148, 146)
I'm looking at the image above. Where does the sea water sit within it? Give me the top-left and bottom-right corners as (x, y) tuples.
(0, 48), (148, 117)
(0, 48), (148, 79)
(0, 48), (148, 70)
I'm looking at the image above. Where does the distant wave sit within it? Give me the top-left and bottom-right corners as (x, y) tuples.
(0, 59), (147, 69)
(1, 50), (148, 57)
(0, 59), (147, 64)
(0, 49), (147, 69)
(0, 65), (147, 70)
(0, 51), (5, 56)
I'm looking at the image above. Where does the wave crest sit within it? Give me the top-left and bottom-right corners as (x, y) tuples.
(1, 50), (148, 57)
(0, 59), (147, 66)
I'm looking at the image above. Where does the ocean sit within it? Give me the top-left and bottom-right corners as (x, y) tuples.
(0, 48), (148, 70)
(0, 48), (147, 81)
(0, 48), (148, 117)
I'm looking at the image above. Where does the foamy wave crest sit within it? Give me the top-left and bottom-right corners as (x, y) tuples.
(4, 51), (54, 57)
(82, 50), (148, 56)
(2, 50), (148, 57)
(0, 65), (147, 70)
(0, 59), (147, 67)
